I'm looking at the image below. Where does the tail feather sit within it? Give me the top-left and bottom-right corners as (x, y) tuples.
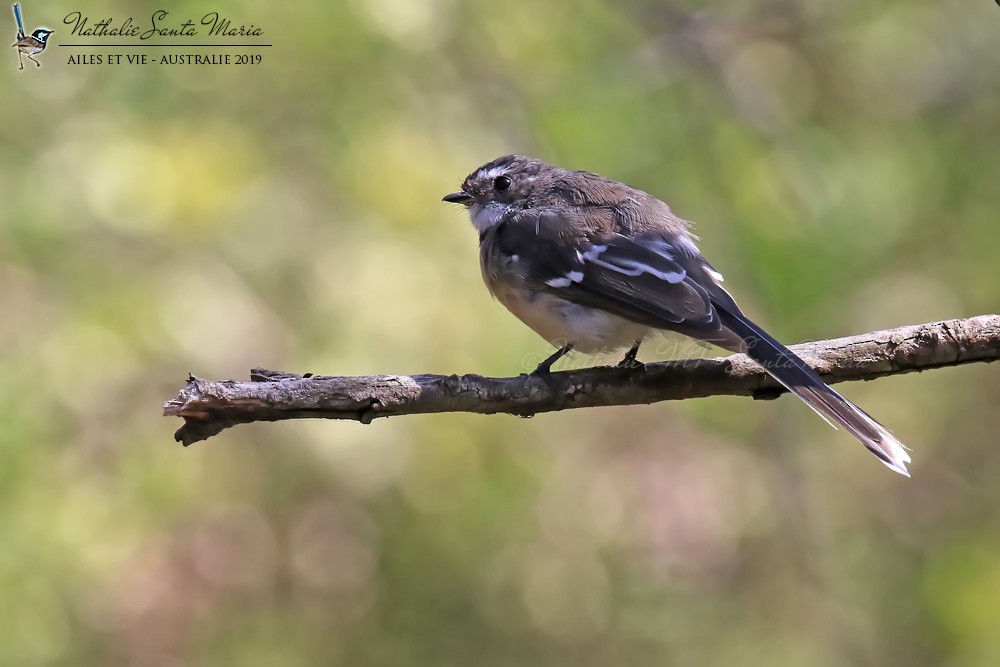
(13, 3), (25, 40)
(719, 309), (911, 476)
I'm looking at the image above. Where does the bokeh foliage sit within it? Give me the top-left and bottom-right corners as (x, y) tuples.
(1, 0), (999, 664)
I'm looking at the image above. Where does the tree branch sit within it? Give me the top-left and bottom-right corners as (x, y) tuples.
(164, 315), (1000, 446)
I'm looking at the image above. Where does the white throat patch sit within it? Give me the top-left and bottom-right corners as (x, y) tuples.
(468, 202), (511, 234)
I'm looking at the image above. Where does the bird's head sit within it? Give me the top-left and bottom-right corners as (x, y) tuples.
(442, 155), (553, 208)
(442, 155), (567, 232)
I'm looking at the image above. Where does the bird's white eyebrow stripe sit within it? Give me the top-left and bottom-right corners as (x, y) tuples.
(478, 167), (506, 180)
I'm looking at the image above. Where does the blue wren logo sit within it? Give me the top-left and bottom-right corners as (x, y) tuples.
(11, 3), (52, 69)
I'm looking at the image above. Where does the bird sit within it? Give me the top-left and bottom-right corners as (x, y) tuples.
(11, 3), (52, 70)
(12, 28), (53, 68)
(443, 154), (911, 476)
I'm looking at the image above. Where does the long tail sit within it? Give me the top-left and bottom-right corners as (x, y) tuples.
(13, 3), (25, 39)
(719, 308), (911, 476)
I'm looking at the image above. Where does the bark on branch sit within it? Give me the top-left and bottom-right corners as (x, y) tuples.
(164, 315), (1000, 446)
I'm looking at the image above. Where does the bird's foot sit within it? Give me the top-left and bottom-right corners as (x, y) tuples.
(530, 344), (573, 376)
(615, 342), (644, 370)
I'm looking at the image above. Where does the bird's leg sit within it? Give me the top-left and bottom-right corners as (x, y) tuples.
(616, 341), (644, 369)
(17, 51), (24, 70)
(27, 53), (39, 67)
(531, 343), (573, 375)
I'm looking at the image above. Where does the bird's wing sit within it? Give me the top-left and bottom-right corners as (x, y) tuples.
(493, 208), (742, 346)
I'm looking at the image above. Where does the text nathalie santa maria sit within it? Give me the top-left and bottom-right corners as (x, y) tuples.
(64, 10), (263, 39)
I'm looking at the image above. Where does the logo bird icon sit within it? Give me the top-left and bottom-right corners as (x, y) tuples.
(11, 3), (52, 69)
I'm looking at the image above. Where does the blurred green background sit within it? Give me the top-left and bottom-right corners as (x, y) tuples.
(2, 0), (999, 664)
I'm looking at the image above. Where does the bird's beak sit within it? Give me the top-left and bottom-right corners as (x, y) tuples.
(442, 191), (474, 205)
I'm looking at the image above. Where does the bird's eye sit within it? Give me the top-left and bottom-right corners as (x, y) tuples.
(493, 175), (511, 191)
